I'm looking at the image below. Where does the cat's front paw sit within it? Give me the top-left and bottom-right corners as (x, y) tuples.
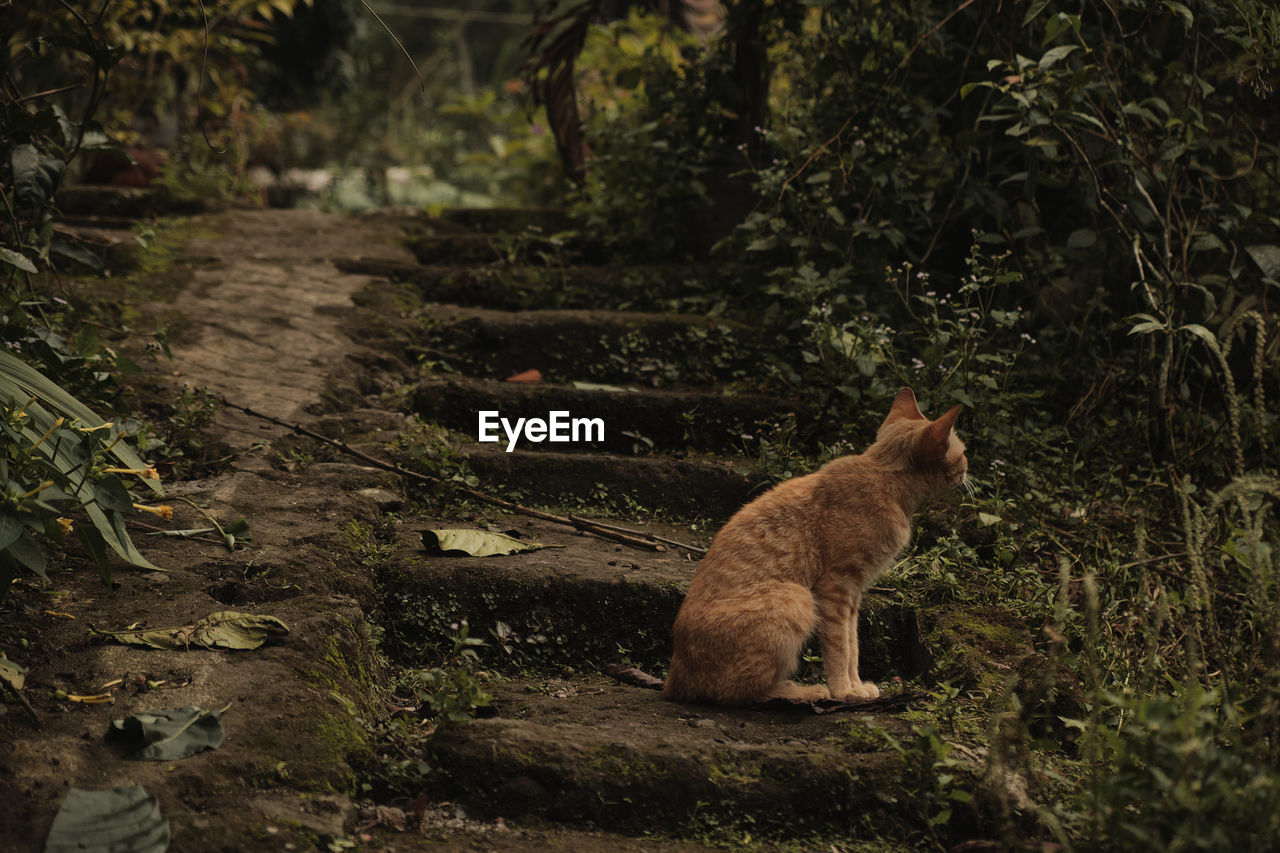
(839, 681), (880, 701)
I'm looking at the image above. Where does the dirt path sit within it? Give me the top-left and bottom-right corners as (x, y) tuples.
(0, 202), (1016, 851)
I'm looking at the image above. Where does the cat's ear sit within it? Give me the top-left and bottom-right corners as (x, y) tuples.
(886, 387), (926, 423)
(922, 404), (962, 457)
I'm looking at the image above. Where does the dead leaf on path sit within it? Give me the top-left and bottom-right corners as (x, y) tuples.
(45, 785), (169, 853)
(93, 610), (290, 651)
(421, 528), (554, 557)
(108, 704), (231, 761)
(505, 368), (542, 383)
(0, 657), (27, 690)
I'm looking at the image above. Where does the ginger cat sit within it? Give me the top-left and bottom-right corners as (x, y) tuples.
(663, 388), (967, 705)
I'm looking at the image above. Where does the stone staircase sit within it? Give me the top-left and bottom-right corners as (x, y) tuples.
(342, 208), (949, 848)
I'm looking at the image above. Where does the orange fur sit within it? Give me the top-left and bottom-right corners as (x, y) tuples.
(663, 388), (967, 705)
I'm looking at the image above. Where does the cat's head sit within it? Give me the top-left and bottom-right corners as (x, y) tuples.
(875, 387), (968, 490)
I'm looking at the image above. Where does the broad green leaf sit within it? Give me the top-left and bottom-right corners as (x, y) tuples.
(51, 239), (105, 273)
(93, 478), (134, 514)
(978, 512), (1002, 527)
(1038, 45), (1079, 68)
(0, 246), (38, 273)
(1022, 0), (1052, 25)
(0, 656), (27, 690)
(44, 785), (169, 853)
(1246, 244), (1280, 280)
(1067, 229), (1096, 249)
(85, 504), (162, 571)
(422, 528), (550, 557)
(77, 524), (113, 585)
(0, 515), (23, 551)
(95, 611), (289, 651)
(8, 530), (48, 579)
(11, 145), (64, 210)
(1190, 234), (1226, 253)
(1163, 1), (1193, 29)
(0, 351), (162, 495)
(1178, 323), (1219, 348)
(108, 705), (231, 761)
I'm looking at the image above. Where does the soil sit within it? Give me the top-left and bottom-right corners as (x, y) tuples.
(0, 200), (1033, 852)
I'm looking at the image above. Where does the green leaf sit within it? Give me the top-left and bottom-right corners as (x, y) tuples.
(1178, 323), (1219, 348)
(1066, 229), (1096, 249)
(1190, 234), (1226, 253)
(51, 239), (105, 273)
(8, 530), (48, 580)
(77, 523), (113, 585)
(0, 656), (27, 690)
(1022, 0), (1052, 25)
(1246, 244), (1280, 280)
(1162, 1), (1193, 29)
(107, 705), (231, 761)
(1038, 45), (1079, 68)
(0, 514), (23, 552)
(0, 246), (38, 273)
(44, 785), (169, 853)
(95, 611), (289, 651)
(85, 504), (161, 571)
(11, 144), (64, 210)
(978, 512), (1002, 527)
(421, 528), (551, 557)
(0, 350), (162, 494)
(93, 478), (134, 514)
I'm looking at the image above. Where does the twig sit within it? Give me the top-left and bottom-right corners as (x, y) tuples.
(219, 396), (697, 554)
(2, 677), (41, 726)
(568, 515), (707, 555)
(602, 663), (663, 690)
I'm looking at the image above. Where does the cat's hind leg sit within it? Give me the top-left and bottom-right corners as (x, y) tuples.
(666, 580), (820, 706)
(744, 581), (827, 703)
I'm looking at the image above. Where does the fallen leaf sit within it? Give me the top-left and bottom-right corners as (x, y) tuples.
(421, 528), (552, 557)
(94, 610), (290, 651)
(570, 381), (631, 392)
(108, 704), (231, 761)
(45, 785), (169, 853)
(0, 657), (27, 690)
(505, 369), (542, 383)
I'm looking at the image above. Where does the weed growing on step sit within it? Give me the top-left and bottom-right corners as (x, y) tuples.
(124, 386), (229, 479)
(388, 416), (479, 503)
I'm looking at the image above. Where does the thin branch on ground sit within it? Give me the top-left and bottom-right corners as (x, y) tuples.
(219, 396), (705, 555)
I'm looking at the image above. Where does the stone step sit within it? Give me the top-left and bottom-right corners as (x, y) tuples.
(334, 259), (726, 313)
(56, 184), (209, 218)
(462, 446), (767, 521)
(410, 375), (813, 454)
(437, 206), (571, 234)
(419, 674), (929, 840)
(409, 233), (511, 265)
(422, 304), (761, 387)
(377, 513), (927, 678)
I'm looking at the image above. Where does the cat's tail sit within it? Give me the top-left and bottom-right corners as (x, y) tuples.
(602, 663), (664, 691)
